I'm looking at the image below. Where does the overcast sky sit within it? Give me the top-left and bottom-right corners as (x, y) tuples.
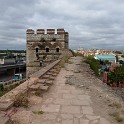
(0, 0), (124, 50)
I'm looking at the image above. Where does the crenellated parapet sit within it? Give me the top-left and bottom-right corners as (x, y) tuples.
(26, 28), (68, 42)
(26, 28), (66, 35)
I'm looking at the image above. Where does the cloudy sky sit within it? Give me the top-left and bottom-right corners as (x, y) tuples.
(0, 0), (124, 50)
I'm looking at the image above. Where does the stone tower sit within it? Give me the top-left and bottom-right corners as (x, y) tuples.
(26, 28), (69, 77)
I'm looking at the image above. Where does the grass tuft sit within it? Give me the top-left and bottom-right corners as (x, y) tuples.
(32, 110), (44, 115)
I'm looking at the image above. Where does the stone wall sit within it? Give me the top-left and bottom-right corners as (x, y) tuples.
(26, 28), (69, 77)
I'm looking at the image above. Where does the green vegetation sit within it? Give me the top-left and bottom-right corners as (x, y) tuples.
(0, 50), (26, 53)
(109, 112), (123, 123)
(52, 38), (56, 41)
(13, 93), (29, 108)
(115, 51), (122, 54)
(108, 66), (124, 86)
(0, 83), (19, 97)
(59, 55), (70, 68)
(32, 110), (44, 115)
(84, 56), (100, 76)
(40, 38), (45, 42)
(0, 50), (26, 58)
(121, 55), (124, 58)
(108, 102), (122, 108)
(69, 50), (83, 57)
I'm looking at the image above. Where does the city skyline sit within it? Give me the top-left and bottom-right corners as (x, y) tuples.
(0, 0), (124, 50)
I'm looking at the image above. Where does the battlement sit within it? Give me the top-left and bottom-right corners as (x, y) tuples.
(57, 29), (65, 34)
(26, 28), (66, 35)
(65, 32), (69, 36)
(47, 29), (55, 34)
(26, 29), (34, 34)
(36, 29), (45, 34)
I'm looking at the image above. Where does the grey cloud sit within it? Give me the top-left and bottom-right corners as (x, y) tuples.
(0, 0), (124, 50)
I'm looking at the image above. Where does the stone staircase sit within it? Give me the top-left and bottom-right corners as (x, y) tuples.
(0, 60), (61, 124)
(29, 66), (61, 93)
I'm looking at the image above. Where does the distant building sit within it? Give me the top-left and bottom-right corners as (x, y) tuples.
(0, 58), (15, 65)
(94, 55), (116, 63)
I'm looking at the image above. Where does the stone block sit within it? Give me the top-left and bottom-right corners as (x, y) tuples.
(41, 104), (60, 112)
(61, 114), (73, 119)
(80, 119), (89, 124)
(71, 99), (90, 106)
(42, 75), (50, 79)
(29, 84), (42, 91)
(99, 118), (110, 124)
(0, 113), (11, 124)
(52, 73), (57, 76)
(86, 115), (100, 120)
(45, 80), (53, 85)
(37, 79), (46, 84)
(49, 76), (55, 80)
(62, 119), (73, 124)
(40, 85), (49, 91)
(61, 105), (80, 114)
(82, 106), (94, 115)
(0, 101), (13, 111)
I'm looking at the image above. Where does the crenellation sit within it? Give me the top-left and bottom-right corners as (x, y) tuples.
(57, 28), (65, 34)
(36, 29), (45, 34)
(47, 29), (55, 34)
(26, 29), (34, 34)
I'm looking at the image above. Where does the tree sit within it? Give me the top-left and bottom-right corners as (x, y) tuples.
(108, 66), (124, 86)
(115, 51), (122, 54)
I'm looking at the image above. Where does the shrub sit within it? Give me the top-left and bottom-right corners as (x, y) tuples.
(0, 84), (4, 91)
(85, 56), (100, 76)
(13, 93), (29, 108)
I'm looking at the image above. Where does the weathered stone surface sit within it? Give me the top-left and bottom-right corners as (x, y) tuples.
(40, 113), (58, 120)
(0, 113), (11, 124)
(62, 119), (73, 124)
(80, 119), (89, 124)
(61, 114), (73, 119)
(52, 73), (57, 76)
(41, 104), (60, 112)
(74, 118), (79, 124)
(40, 85), (49, 91)
(99, 118), (110, 124)
(45, 80), (53, 85)
(37, 79), (46, 84)
(53, 99), (71, 105)
(49, 76), (55, 80)
(71, 99), (90, 106)
(86, 115), (100, 120)
(0, 112), (12, 124)
(42, 75), (50, 79)
(82, 106), (94, 115)
(91, 120), (99, 124)
(61, 105), (80, 114)
(0, 101), (13, 111)
(29, 84), (42, 91)
(63, 94), (76, 99)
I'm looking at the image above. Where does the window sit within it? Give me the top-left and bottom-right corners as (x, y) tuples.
(56, 48), (59, 52)
(46, 48), (49, 52)
(36, 48), (38, 53)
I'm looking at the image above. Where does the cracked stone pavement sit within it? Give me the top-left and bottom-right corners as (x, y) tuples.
(12, 57), (111, 124)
